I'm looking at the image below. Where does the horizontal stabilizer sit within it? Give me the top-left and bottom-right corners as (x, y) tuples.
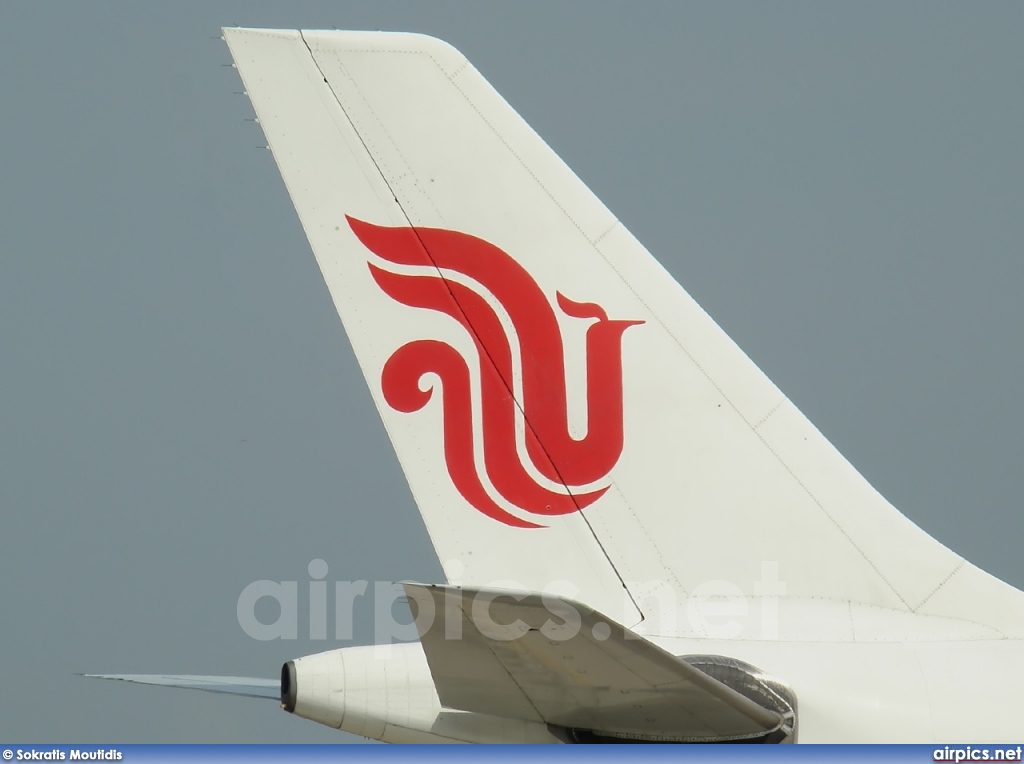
(84, 673), (279, 701)
(403, 583), (787, 742)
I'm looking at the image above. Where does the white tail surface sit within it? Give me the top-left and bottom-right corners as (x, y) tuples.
(225, 28), (1024, 635)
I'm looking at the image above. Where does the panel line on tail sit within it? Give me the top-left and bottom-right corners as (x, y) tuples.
(297, 31), (644, 615)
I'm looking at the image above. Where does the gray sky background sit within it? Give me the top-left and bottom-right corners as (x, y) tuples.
(2, 0), (1022, 744)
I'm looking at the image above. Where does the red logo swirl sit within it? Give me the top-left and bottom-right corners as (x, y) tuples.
(349, 217), (643, 528)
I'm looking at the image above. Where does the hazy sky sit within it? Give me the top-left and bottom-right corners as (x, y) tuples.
(2, 0), (1022, 744)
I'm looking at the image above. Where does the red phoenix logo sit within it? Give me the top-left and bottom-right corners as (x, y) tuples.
(349, 217), (643, 528)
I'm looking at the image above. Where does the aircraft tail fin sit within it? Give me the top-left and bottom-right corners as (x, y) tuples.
(224, 28), (1024, 637)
